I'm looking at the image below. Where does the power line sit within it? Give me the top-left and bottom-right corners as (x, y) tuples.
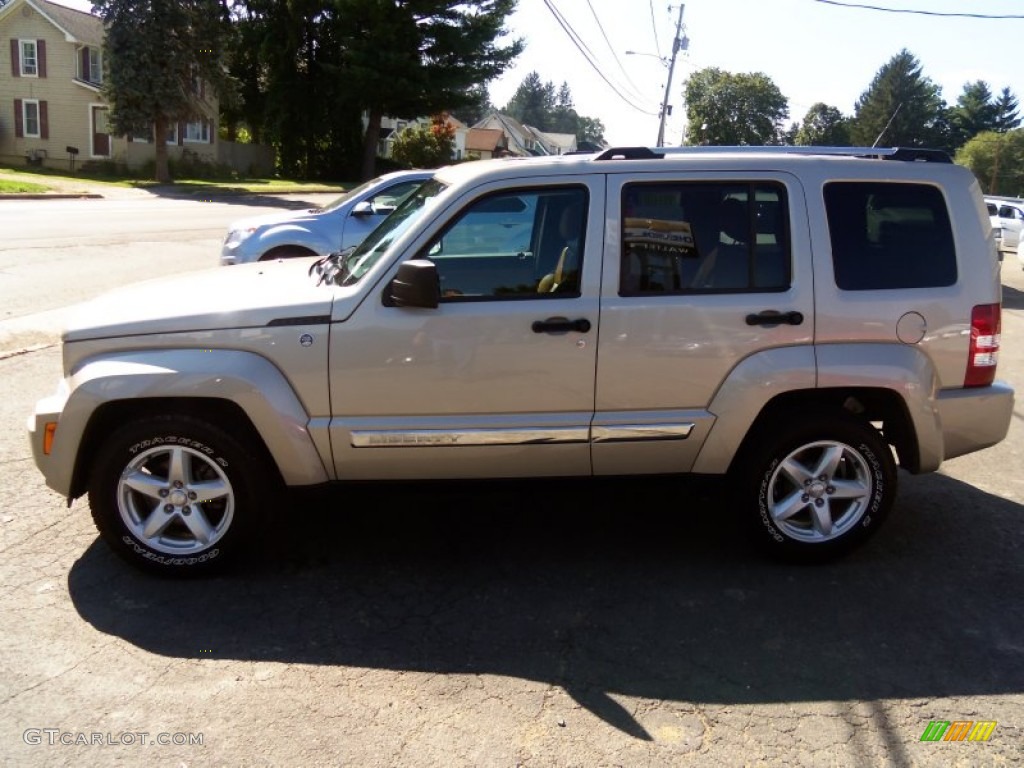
(540, 0), (659, 116)
(814, 0), (1024, 19)
(649, 0), (663, 58)
(583, 0), (650, 104)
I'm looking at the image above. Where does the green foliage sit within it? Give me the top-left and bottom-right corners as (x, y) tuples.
(849, 49), (944, 148)
(449, 85), (495, 127)
(502, 72), (606, 145)
(794, 103), (851, 146)
(391, 116), (456, 168)
(683, 68), (789, 145)
(994, 87), (1021, 132)
(93, 0), (235, 182)
(956, 129), (1024, 196)
(230, 0), (522, 179)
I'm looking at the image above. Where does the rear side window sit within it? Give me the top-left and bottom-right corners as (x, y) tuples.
(620, 182), (790, 295)
(824, 182), (956, 291)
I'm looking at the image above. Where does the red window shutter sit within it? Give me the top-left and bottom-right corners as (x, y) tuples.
(208, 119), (214, 144)
(14, 99), (23, 137)
(39, 100), (48, 139)
(178, 121), (184, 146)
(81, 48), (89, 81)
(10, 39), (19, 77)
(37, 40), (46, 78)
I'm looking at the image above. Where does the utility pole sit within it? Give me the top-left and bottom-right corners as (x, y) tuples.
(657, 4), (687, 147)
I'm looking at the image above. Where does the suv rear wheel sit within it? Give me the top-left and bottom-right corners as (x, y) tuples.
(743, 413), (896, 561)
(87, 415), (268, 575)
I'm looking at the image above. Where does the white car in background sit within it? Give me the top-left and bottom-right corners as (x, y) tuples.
(220, 170), (432, 265)
(986, 196), (1024, 265)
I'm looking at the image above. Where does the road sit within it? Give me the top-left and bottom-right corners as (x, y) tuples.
(0, 192), (335, 351)
(0, 193), (1022, 766)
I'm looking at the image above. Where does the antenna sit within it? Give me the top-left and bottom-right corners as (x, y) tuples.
(872, 103), (903, 148)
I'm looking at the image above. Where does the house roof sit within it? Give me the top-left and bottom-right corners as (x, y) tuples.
(537, 131), (577, 152)
(0, 0), (104, 46)
(465, 128), (504, 153)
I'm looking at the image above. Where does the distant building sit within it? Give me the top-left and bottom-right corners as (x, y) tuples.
(472, 112), (579, 156)
(0, 0), (271, 174)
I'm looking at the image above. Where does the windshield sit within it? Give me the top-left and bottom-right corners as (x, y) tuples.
(319, 177), (383, 213)
(338, 179), (448, 285)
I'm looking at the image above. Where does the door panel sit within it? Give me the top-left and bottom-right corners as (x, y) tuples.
(593, 173), (813, 475)
(328, 178), (605, 480)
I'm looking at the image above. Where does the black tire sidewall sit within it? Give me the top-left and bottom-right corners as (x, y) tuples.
(748, 417), (896, 561)
(88, 416), (263, 575)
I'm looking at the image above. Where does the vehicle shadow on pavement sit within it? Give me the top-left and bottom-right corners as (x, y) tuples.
(1003, 283), (1024, 310)
(143, 186), (325, 210)
(67, 471), (1024, 740)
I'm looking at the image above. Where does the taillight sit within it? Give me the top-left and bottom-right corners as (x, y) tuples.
(965, 303), (1001, 388)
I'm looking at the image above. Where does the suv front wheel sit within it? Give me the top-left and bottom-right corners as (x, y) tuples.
(743, 414), (896, 561)
(88, 415), (268, 575)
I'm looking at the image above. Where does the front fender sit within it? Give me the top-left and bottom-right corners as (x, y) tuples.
(35, 349), (330, 498)
(253, 224), (333, 257)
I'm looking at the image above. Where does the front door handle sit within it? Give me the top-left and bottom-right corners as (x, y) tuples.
(532, 317), (592, 334)
(745, 310), (804, 326)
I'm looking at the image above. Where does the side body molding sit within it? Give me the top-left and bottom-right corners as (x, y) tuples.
(41, 349), (330, 497)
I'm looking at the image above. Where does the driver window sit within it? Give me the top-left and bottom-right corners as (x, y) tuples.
(417, 187), (588, 301)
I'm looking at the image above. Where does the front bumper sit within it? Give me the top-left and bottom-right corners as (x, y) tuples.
(27, 379), (72, 497)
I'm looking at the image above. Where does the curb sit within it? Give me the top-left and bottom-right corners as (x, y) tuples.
(0, 192), (104, 200)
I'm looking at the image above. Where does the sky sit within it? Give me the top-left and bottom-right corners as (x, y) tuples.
(53, 0), (1024, 147)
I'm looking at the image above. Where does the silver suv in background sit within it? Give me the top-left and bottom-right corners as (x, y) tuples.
(28, 146), (1014, 575)
(220, 170), (431, 265)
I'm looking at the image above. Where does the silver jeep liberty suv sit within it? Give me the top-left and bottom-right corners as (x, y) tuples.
(28, 145), (1014, 574)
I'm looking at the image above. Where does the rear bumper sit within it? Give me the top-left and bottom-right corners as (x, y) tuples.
(936, 381), (1015, 462)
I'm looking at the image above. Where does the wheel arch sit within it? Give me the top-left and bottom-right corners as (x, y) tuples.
(70, 397), (284, 501)
(727, 387), (921, 477)
(51, 349), (331, 501)
(692, 343), (941, 475)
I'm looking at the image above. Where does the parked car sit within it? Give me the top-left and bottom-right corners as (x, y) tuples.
(220, 170), (432, 265)
(29, 146), (1014, 575)
(985, 196), (1024, 257)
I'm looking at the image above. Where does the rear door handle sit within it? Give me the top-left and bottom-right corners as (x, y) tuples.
(532, 317), (592, 334)
(745, 310), (804, 326)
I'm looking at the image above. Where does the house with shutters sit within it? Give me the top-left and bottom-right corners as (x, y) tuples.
(0, 0), (231, 172)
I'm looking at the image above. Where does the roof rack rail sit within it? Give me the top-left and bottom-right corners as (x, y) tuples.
(594, 145), (952, 163)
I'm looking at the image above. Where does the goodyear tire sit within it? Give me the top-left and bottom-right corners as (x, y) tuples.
(88, 415), (267, 576)
(743, 414), (896, 562)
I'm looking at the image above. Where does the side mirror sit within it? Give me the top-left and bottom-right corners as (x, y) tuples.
(351, 201), (375, 217)
(385, 259), (440, 309)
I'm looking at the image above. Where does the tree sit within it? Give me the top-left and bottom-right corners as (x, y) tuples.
(849, 49), (943, 148)
(391, 114), (456, 168)
(94, 0), (235, 182)
(449, 85), (495, 127)
(794, 103), (851, 146)
(340, 0), (522, 180)
(994, 87), (1021, 133)
(683, 68), (789, 146)
(502, 74), (606, 145)
(504, 72), (556, 129)
(947, 81), (999, 149)
(956, 129), (1024, 196)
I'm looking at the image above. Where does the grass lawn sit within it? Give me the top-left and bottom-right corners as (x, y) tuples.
(0, 178), (51, 194)
(0, 165), (350, 195)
